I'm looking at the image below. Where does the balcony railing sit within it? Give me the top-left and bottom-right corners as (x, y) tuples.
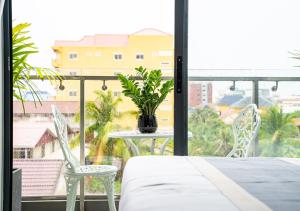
(14, 73), (300, 208)
(25, 73), (300, 156)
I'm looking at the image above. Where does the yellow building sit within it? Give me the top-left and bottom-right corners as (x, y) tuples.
(52, 28), (174, 128)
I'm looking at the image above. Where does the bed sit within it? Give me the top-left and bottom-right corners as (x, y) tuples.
(119, 156), (300, 211)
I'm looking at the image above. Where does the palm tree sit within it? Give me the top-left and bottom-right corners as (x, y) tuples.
(260, 106), (300, 152)
(13, 23), (60, 111)
(188, 107), (233, 156)
(70, 90), (135, 165)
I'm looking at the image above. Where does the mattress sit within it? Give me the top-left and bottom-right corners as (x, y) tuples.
(119, 156), (271, 211)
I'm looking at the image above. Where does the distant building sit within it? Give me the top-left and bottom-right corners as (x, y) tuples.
(23, 91), (51, 101)
(217, 89), (273, 108)
(216, 90), (274, 124)
(278, 97), (300, 113)
(13, 101), (79, 120)
(189, 82), (212, 108)
(52, 28), (174, 128)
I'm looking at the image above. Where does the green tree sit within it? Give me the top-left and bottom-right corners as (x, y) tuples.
(188, 107), (233, 156)
(70, 90), (135, 165)
(260, 106), (300, 154)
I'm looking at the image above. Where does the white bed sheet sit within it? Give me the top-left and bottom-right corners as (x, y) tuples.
(119, 156), (239, 211)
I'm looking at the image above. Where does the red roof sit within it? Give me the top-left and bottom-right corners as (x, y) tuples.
(13, 122), (57, 148)
(13, 159), (64, 196)
(53, 28), (171, 47)
(13, 101), (79, 114)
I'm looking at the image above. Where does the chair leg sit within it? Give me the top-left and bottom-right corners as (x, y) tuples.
(65, 175), (80, 211)
(103, 174), (117, 211)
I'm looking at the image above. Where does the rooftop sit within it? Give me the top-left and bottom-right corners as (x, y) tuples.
(53, 28), (171, 47)
(13, 122), (57, 148)
(13, 101), (79, 115)
(13, 159), (63, 196)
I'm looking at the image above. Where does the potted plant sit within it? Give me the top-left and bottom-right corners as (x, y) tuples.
(118, 66), (174, 133)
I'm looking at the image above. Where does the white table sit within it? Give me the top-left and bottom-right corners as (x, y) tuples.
(108, 130), (193, 156)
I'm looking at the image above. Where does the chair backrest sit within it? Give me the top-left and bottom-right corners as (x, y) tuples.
(227, 104), (261, 158)
(52, 105), (79, 172)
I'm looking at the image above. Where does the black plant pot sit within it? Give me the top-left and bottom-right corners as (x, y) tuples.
(138, 115), (158, 133)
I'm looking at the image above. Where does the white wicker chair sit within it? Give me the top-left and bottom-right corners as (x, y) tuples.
(52, 105), (117, 211)
(227, 104), (261, 158)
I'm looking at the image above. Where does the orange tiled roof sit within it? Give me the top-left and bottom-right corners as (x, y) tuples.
(13, 159), (63, 196)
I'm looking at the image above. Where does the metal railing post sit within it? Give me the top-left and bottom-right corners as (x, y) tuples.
(80, 78), (85, 211)
(252, 80), (259, 156)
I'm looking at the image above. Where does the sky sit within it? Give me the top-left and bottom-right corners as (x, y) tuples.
(12, 0), (300, 97)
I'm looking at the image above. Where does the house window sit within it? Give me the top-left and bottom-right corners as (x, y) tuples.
(161, 61), (170, 66)
(13, 148), (26, 159)
(69, 91), (77, 96)
(41, 145), (45, 158)
(69, 53), (78, 59)
(27, 149), (33, 158)
(85, 51), (93, 56)
(114, 71), (122, 76)
(69, 71), (77, 76)
(114, 91), (122, 97)
(114, 53), (123, 60)
(52, 141), (55, 152)
(136, 54), (144, 60)
(95, 51), (102, 57)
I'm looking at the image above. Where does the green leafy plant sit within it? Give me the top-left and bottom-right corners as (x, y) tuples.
(13, 23), (60, 110)
(118, 66), (174, 115)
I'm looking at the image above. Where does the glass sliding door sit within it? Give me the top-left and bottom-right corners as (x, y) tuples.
(187, 0), (300, 157)
(12, 0), (175, 201)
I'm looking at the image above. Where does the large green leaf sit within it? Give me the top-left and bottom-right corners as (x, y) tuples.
(118, 66), (174, 115)
(12, 22), (61, 112)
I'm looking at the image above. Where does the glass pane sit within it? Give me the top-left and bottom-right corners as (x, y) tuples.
(188, 0), (300, 157)
(13, 0), (174, 198)
(13, 80), (80, 196)
(188, 81), (252, 156)
(258, 81), (300, 157)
